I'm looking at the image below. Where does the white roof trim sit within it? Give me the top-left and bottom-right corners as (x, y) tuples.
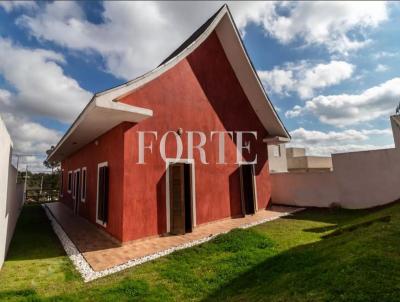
(96, 7), (227, 104)
(263, 136), (290, 145)
(47, 98), (152, 162)
(48, 5), (289, 162)
(216, 12), (289, 139)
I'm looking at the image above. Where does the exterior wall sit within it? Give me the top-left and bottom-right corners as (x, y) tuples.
(60, 124), (127, 241)
(119, 32), (271, 242)
(271, 171), (338, 207)
(271, 147), (400, 209)
(333, 148), (400, 208)
(391, 115), (400, 148)
(268, 144), (287, 173)
(0, 118), (23, 268)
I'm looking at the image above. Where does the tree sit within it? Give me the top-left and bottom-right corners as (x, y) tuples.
(44, 146), (60, 172)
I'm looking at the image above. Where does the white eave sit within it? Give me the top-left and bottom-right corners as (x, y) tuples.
(47, 5), (289, 162)
(47, 98), (152, 162)
(263, 136), (290, 145)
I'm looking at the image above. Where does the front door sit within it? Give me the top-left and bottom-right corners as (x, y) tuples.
(240, 164), (256, 215)
(169, 163), (193, 235)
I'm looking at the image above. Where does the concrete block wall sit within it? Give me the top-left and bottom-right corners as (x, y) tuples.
(271, 147), (400, 209)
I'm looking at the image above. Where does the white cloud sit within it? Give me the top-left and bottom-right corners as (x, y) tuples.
(289, 127), (393, 156)
(301, 143), (394, 157)
(286, 78), (400, 127)
(1, 113), (62, 171)
(262, 2), (388, 55)
(0, 38), (92, 123)
(16, 1), (225, 79)
(16, 1), (277, 79)
(375, 64), (389, 72)
(373, 51), (399, 59)
(0, 38), (91, 170)
(0, 1), (37, 12)
(15, 1), (386, 80)
(259, 60), (354, 99)
(1, 113), (61, 155)
(258, 69), (295, 96)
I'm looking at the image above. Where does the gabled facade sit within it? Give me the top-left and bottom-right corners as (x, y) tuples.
(47, 5), (289, 243)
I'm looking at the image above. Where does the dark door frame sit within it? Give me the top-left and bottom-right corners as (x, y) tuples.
(166, 159), (196, 234)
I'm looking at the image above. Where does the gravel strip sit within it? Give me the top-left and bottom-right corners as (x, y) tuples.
(42, 203), (303, 282)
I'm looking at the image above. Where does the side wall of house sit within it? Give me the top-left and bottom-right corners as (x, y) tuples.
(119, 32), (271, 242)
(60, 124), (127, 241)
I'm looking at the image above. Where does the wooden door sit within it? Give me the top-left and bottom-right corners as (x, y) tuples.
(169, 163), (185, 235)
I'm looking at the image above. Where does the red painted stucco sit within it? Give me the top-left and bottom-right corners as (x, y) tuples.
(60, 31), (272, 243)
(60, 123), (128, 241)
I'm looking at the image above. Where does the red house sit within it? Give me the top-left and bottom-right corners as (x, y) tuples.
(47, 5), (289, 243)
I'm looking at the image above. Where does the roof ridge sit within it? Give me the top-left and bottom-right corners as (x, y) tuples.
(158, 4), (227, 67)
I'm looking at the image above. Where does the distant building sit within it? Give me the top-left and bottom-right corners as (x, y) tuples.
(267, 144), (287, 173)
(286, 148), (332, 172)
(268, 146), (333, 173)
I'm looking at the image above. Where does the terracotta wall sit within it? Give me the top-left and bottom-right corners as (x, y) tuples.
(119, 32), (271, 242)
(60, 124), (127, 241)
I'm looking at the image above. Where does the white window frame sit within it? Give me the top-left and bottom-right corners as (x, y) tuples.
(72, 168), (80, 200)
(96, 162), (108, 226)
(165, 158), (196, 233)
(67, 171), (72, 193)
(81, 167), (87, 202)
(60, 169), (64, 197)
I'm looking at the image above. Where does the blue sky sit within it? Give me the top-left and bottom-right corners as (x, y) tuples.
(0, 1), (399, 170)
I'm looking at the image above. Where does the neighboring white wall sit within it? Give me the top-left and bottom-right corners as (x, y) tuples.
(268, 144), (288, 173)
(0, 117), (23, 269)
(333, 148), (400, 208)
(271, 171), (338, 207)
(271, 147), (400, 209)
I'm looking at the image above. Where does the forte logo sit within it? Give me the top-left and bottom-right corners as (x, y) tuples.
(137, 130), (258, 165)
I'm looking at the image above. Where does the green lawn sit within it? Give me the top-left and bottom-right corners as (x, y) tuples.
(1, 203), (400, 301)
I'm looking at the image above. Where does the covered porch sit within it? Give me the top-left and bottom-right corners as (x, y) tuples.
(44, 202), (302, 277)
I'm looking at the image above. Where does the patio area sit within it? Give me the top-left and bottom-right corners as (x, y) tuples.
(45, 202), (302, 272)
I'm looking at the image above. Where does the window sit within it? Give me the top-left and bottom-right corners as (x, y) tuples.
(273, 145), (280, 157)
(60, 169), (64, 197)
(81, 167), (87, 202)
(96, 162), (109, 225)
(67, 171), (72, 193)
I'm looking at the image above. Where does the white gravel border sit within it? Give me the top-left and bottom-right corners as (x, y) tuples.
(42, 204), (303, 282)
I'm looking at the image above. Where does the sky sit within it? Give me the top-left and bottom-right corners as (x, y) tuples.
(0, 1), (400, 171)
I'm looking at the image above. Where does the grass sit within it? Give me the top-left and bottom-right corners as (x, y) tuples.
(1, 203), (400, 301)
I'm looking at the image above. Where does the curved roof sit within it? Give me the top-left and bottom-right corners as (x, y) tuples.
(47, 4), (289, 162)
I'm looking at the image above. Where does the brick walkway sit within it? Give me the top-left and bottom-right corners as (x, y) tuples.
(46, 202), (301, 272)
